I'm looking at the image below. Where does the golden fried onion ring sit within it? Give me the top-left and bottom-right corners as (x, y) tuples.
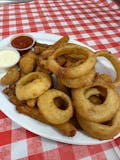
(76, 108), (120, 140)
(16, 71), (51, 100)
(95, 50), (120, 87)
(85, 87), (104, 105)
(48, 44), (96, 78)
(60, 68), (95, 88)
(37, 89), (73, 125)
(72, 74), (120, 123)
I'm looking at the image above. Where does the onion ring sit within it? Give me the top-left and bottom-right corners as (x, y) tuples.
(95, 50), (120, 87)
(72, 74), (120, 123)
(16, 71), (52, 100)
(85, 86), (106, 105)
(76, 108), (120, 140)
(60, 68), (95, 88)
(48, 44), (96, 78)
(37, 89), (73, 125)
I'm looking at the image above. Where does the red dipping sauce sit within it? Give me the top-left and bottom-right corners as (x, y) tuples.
(11, 34), (35, 51)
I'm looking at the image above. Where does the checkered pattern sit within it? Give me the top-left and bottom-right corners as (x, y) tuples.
(0, 0), (120, 159)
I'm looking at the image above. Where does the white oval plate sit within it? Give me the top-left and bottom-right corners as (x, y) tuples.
(0, 32), (119, 145)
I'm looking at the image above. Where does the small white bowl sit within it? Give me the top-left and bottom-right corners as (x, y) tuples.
(10, 33), (35, 51)
(0, 47), (20, 72)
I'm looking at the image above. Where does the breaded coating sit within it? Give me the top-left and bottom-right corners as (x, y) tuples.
(19, 51), (36, 74)
(16, 105), (76, 137)
(0, 67), (20, 85)
(3, 85), (25, 105)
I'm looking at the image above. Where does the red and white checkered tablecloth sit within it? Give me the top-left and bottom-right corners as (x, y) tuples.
(0, 0), (120, 159)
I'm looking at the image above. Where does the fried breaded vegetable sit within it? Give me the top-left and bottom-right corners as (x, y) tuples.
(3, 85), (25, 105)
(37, 89), (73, 125)
(72, 74), (120, 123)
(76, 108), (120, 140)
(95, 50), (120, 87)
(16, 71), (52, 100)
(34, 42), (49, 54)
(3, 84), (16, 95)
(19, 51), (36, 74)
(48, 44), (96, 78)
(0, 67), (20, 85)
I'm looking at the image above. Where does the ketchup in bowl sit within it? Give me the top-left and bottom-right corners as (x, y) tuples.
(11, 34), (35, 51)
